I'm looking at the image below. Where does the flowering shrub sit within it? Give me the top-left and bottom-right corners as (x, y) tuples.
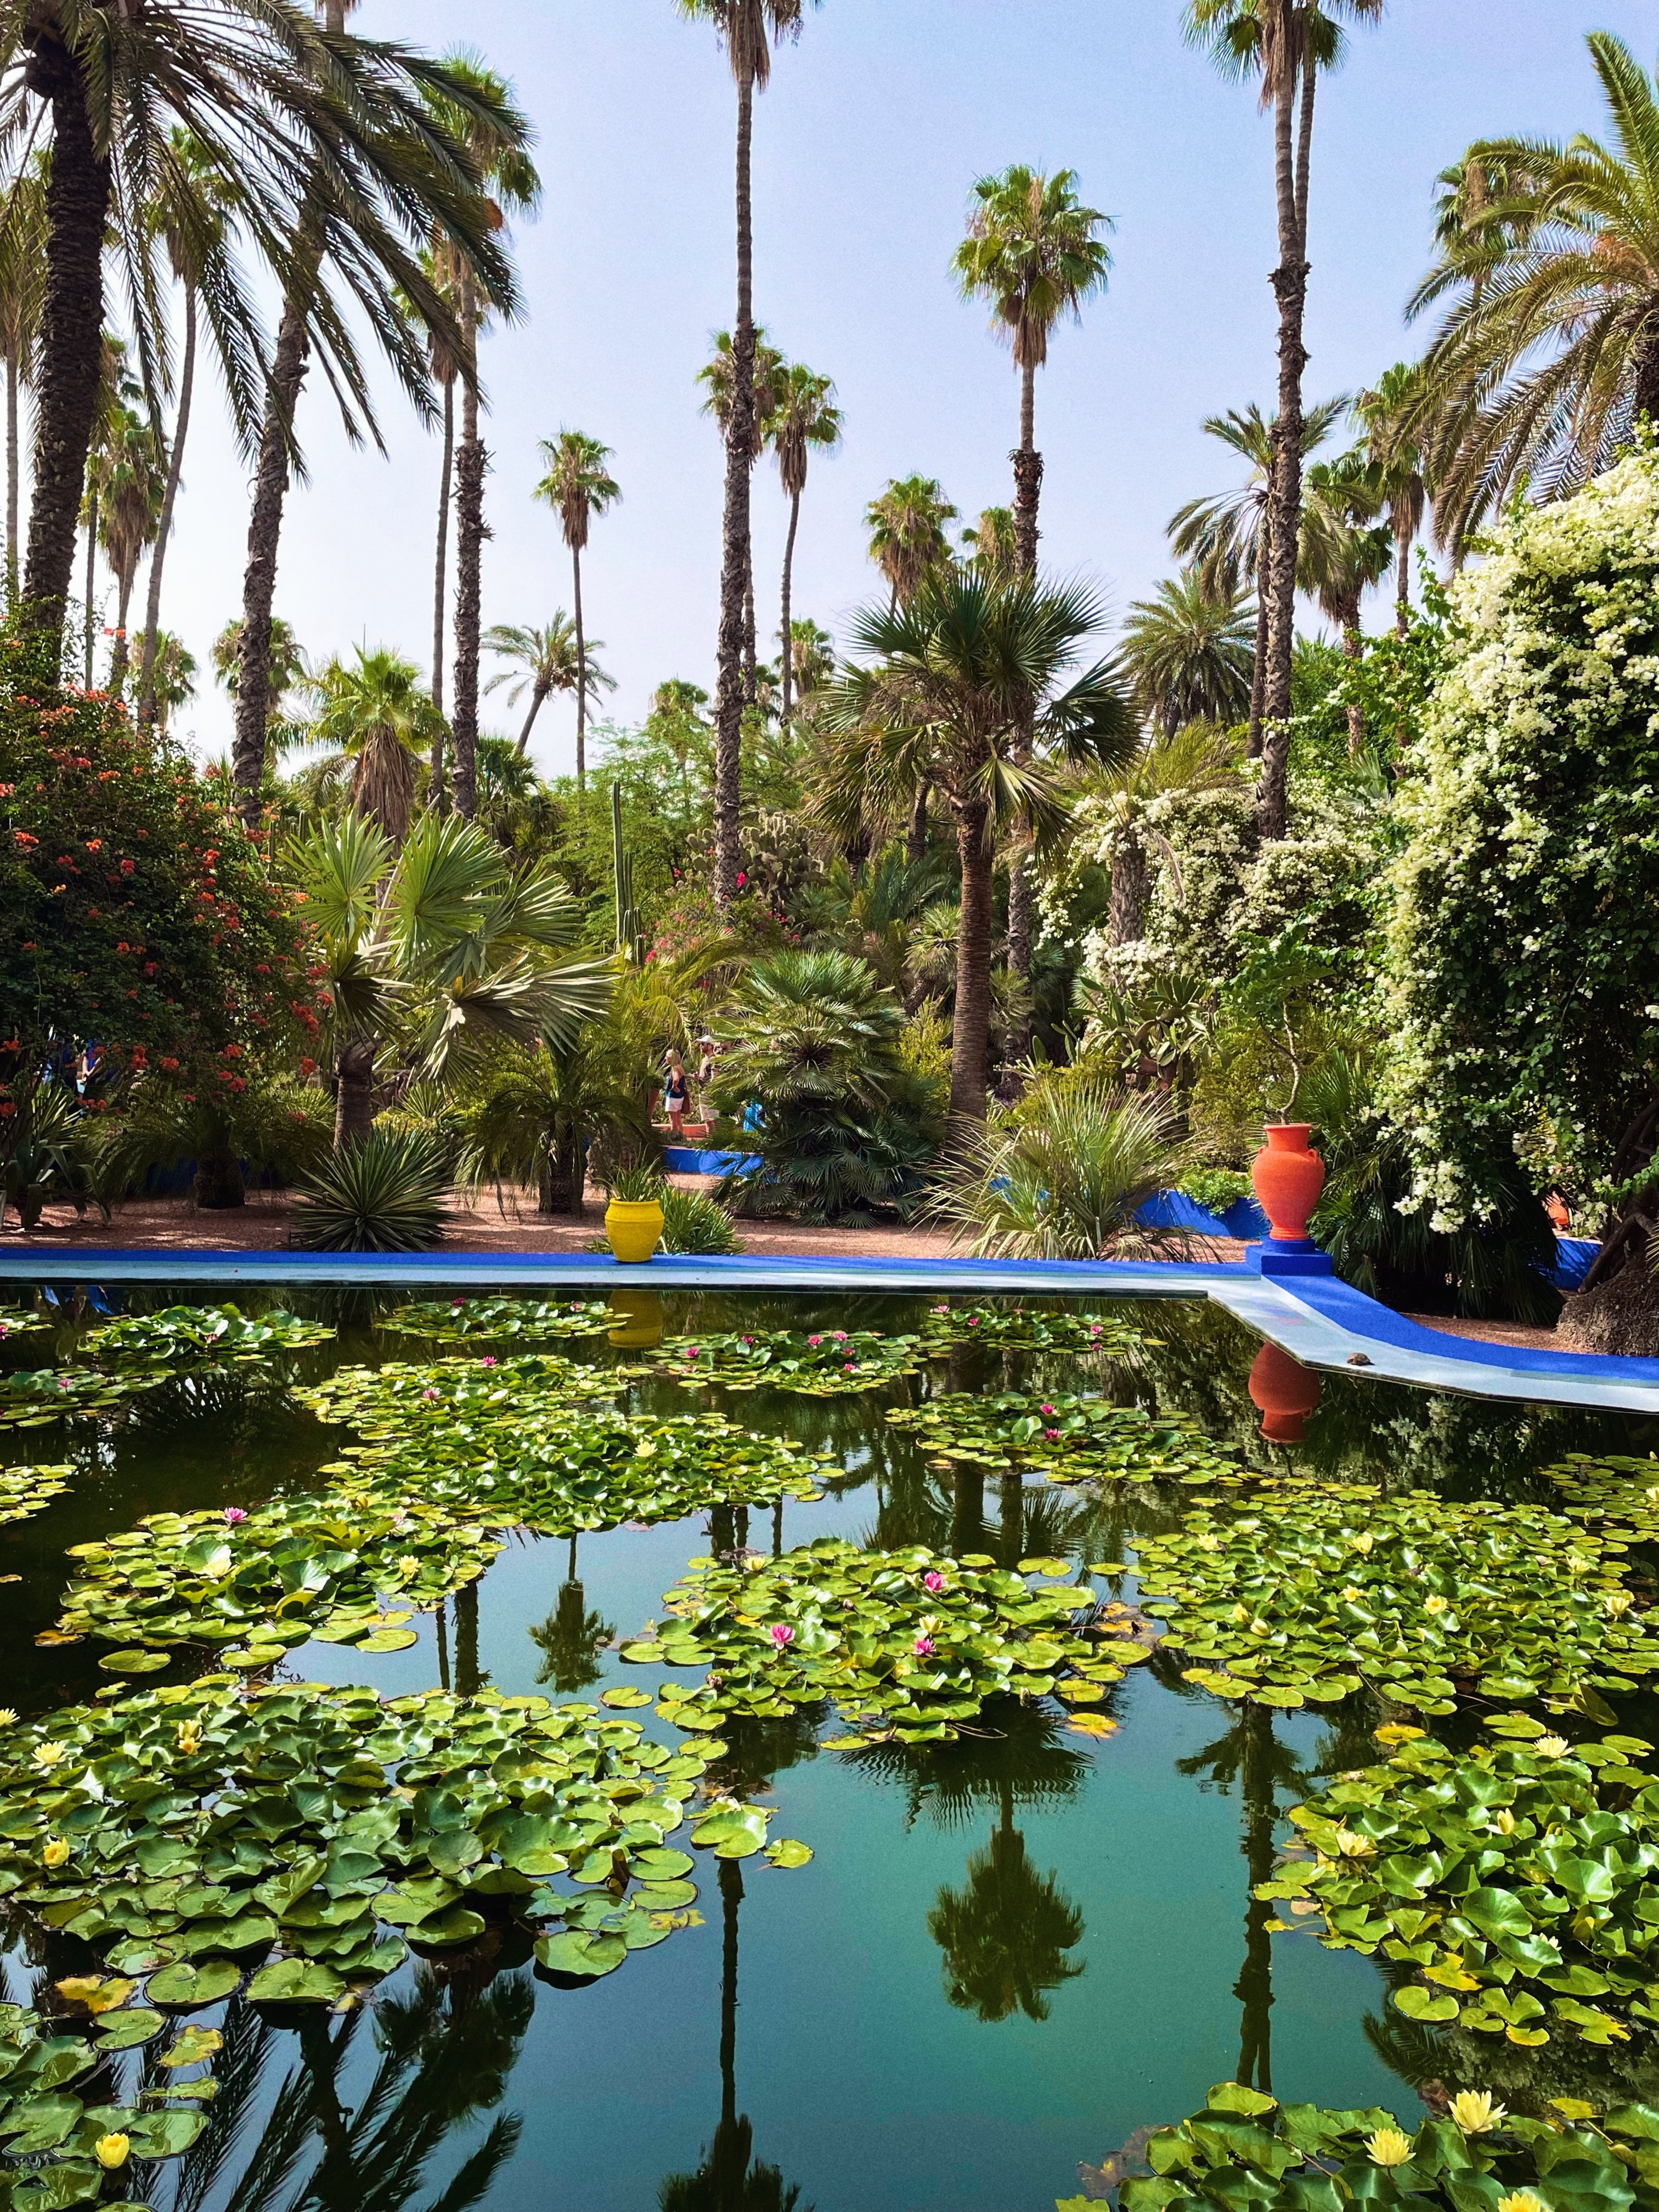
(1381, 448), (1659, 1232)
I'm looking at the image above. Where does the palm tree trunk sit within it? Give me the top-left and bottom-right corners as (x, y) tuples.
(1246, 511), (1271, 758)
(572, 540), (587, 792)
(515, 681), (550, 757)
(82, 494), (95, 690)
(432, 375), (453, 717)
(743, 532), (758, 704)
(1395, 522), (1411, 638)
(234, 291), (311, 823)
(20, 30), (110, 646)
(712, 69), (757, 910)
(332, 1039), (376, 1150)
(1293, 29), (1316, 256)
(1339, 588), (1364, 757)
(1107, 825), (1148, 947)
(1012, 360), (1041, 574)
(1007, 358), (1041, 1059)
(111, 563), (135, 685)
(779, 488), (799, 725)
(907, 780), (929, 863)
(139, 281), (196, 730)
(1258, 48), (1310, 843)
(5, 350), (18, 597)
(451, 270), (484, 823)
(951, 801), (994, 1120)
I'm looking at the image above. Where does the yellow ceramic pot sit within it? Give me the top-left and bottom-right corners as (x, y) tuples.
(607, 1289), (664, 1347)
(605, 1198), (664, 1265)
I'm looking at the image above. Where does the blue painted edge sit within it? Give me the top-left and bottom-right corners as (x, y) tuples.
(1276, 1268), (1659, 1386)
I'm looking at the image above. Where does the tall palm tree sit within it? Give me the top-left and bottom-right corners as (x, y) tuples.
(1354, 364), (1426, 634)
(1183, 0), (1384, 838)
(817, 571), (1137, 1118)
(227, 8), (526, 821)
(677, 0), (816, 910)
(865, 475), (958, 611)
(1406, 33), (1659, 559)
(1166, 394), (1346, 753)
(961, 504), (1019, 585)
(1300, 452), (1392, 753)
(483, 617), (614, 757)
(95, 406), (166, 685)
(0, 160), (44, 596)
(76, 334), (133, 688)
(1119, 569), (1256, 737)
(404, 246), (463, 728)
(308, 646), (446, 849)
(533, 431), (620, 793)
(146, 630), (196, 737)
(430, 56), (541, 827)
(787, 617), (834, 703)
(137, 131), (239, 729)
(765, 360), (842, 725)
(697, 326), (784, 701)
(213, 616), (308, 737)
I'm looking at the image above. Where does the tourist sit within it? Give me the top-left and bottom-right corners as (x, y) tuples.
(663, 1051), (689, 1138)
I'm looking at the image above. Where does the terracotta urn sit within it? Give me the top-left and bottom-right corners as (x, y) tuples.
(1248, 1342), (1321, 1444)
(1251, 1122), (1325, 1243)
(604, 1197), (664, 1265)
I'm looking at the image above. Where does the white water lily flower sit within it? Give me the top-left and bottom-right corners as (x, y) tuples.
(1532, 1736), (1571, 1759)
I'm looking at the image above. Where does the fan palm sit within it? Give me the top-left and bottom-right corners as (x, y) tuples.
(0, 159), (44, 594)
(91, 403), (166, 685)
(146, 629), (196, 736)
(533, 431), (620, 791)
(1119, 568), (1256, 737)
(697, 325), (783, 704)
(1183, 0), (1385, 837)
(765, 360), (842, 725)
(677, 0), (816, 907)
(307, 646), (445, 848)
(483, 616), (613, 757)
(288, 807), (613, 1146)
(457, 1035), (646, 1218)
(1406, 33), (1659, 556)
(864, 474), (958, 611)
(1167, 395), (1346, 752)
(1299, 451), (1392, 751)
(816, 569), (1137, 1118)
(786, 617), (834, 702)
(213, 615), (308, 768)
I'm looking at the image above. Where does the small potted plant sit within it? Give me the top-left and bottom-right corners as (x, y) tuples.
(605, 1161), (665, 1264)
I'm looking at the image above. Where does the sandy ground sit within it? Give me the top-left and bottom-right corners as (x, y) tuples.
(1402, 1312), (1562, 1354)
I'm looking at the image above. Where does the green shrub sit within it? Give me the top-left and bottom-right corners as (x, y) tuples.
(658, 1184), (741, 1255)
(1175, 1166), (1252, 1215)
(291, 1128), (448, 1251)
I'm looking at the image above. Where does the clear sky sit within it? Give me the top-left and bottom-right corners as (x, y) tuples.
(134, 0), (1659, 775)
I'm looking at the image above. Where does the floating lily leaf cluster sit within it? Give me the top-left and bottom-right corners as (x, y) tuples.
(1137, 1482), (1659, 1713)
(0, 2000), (209, 2204)
(888, 1391), (1241, 1488)
(0, 1680), (745, 2000)
(377, 1296), (615, 1344)
(0, 1368), (165, 1432)
(54, 1497), (500, 1669)
(623, 1538), (1137, 1743)
(1551, 1453), (1659, 1541)
(0, 1463), (72, 1528)
(1259, 1720), (1659, 2049)
(652, 1329), (923, 1397)
(920, 1305), (1145, 1356)
(300, 1352), (629, 1446)
(0, 1310), (47, 1340)
(1086, 2079), (1659, 2212)
(82, 1304), (335, 1368)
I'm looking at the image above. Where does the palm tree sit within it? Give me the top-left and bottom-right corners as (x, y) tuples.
(697, 326), (784, 702)
(927, 1777), (1085, 2023)
(77, 334), (134, 688)
(1354, 364), (1427, 634)
(308, 647), (447, 849)
(0, 160), (44, 596)
(407, 246), (463, 727)
(763, 361), (842, 727)
(1183, 0), (1384, 837)
(459, 1037), (648, 1218)
(1299, 452), (1392, 753)
(529, 1547), (614, 1689)
(1119, 569), (1256, 736)
(1167, 395), (1346, 753)
(817, 570), (1137, 1118)
(146, 630), (196, 737)
(677, 0), (815, 910)
(961, 504), (1019, 584)
(533, 432), (620, 792)
(1406, 34), (1659, 558)
(93, 405), (166, 686)
(137, 132), (239, 729)
(1090, 719), (1243, 947)
(483, 617), (614, 757)
(865, 475), (958, 611)
(227, 10), (527, 820)
(213, 615), (308, 764)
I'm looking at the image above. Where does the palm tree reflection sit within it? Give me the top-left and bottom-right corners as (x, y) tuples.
(529, 1536), (615, 1695)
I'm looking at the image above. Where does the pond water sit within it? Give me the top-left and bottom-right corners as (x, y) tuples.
(2, 1283), (1657, 2212)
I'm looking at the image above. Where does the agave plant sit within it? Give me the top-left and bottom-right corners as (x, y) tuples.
(290, 1128), (449, 1252)
(926, 1075), (1185, 1259)
(659, 1183), (741, 1255)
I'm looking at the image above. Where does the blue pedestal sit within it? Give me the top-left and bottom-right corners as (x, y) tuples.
(1245, 1240), (1334, 1278)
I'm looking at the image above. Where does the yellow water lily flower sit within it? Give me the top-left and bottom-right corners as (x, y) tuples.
(1532, 1736), (1570, 1759)
(42, 1838), (70, 1867)
(1604, 1590), (1634, 1618)
(1492, 1808), (1516, 1835)
(1334, 1829), (1375, 1858)
(1423, 1593), (1449, 1615)
(1496, 2194), (1543, 2212)
(94, 2135), (129, 2170)
(1366, 2129), (1414, 2168)
(175, 1722), (201, 1755)
(0, 1709), (16, 1727)
(1448, 2090), (1506, 2135)
(30, 1742), (66, 1770)
(396, 1555), (420, 1580)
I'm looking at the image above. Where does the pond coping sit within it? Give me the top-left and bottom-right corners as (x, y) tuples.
(1, 1248), (1656, 1416)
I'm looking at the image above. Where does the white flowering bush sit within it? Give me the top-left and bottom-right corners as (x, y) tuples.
(1381, 449), (1659, 1232)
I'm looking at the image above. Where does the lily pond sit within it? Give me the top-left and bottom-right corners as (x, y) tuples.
(1, 1285), (1658, 2212)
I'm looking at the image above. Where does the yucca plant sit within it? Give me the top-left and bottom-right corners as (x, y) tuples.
(927, 1076), (1185, 1259)
(607, 1161), (667, 1204)
(290, 1129), (449, 1253)
(659, 1184), (741, 1255)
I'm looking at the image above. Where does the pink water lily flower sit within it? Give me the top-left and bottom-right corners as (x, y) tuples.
(479, 1356), (497, 1369)
(831, 1330), (848, 1342)
(922, 1571), (944, 1593)
(452, 1297), (466, 1308)
(806, 1335), (822, 1348)
(422, 1388), (439, 1401)
(1045, 1427), (1060, 1441)
(913, 1635), (935, 1657)
(932, 1305), (949, 1314)
(1040, 1404), (1056, 1417)
(768, 1623), (794, 1648)
(222, 1507), (247, 1526)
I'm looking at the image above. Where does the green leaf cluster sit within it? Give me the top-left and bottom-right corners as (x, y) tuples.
(377, 1296), (614, 1343)
(0, 1310), (48, 1341)
(888, 1390), (1242, 1487)
(0, 1463), (72, 1528)
(624, 1538), (1136, 1743)
(0, 2000), (207, 2208)
(918, 1304), (1148, 1355)
(1137, 1482), (1659, 1712)
(81, 1304), (334, 1368)
(298, 1351), (628, 1444)
(0, 1680), (733, 1998)
(53, 1497), (500, 1667)
(1104, 2078), (1659, 2211)
(652, 1328), (923, 1397)
(0, 1368), (164, 1432)
(1261, 1722), (1659, 2050)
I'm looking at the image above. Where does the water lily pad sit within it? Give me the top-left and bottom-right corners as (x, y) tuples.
(354, 1629), (418, 1654)
(534, 1929), (624, 1978)
(145, 1963), (240, 2010)
(97, 1651), (170, 1675)
(763, 1839), (813, 1869)
(599, 1686), (651, 1708)
(159, 2027), (221, 2068)
(247, 1960), (345, 2005)
(92, 2010), (165, 2049)
(890, 1390), (1241, 1488)
(651, 1329), (923, 1398)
